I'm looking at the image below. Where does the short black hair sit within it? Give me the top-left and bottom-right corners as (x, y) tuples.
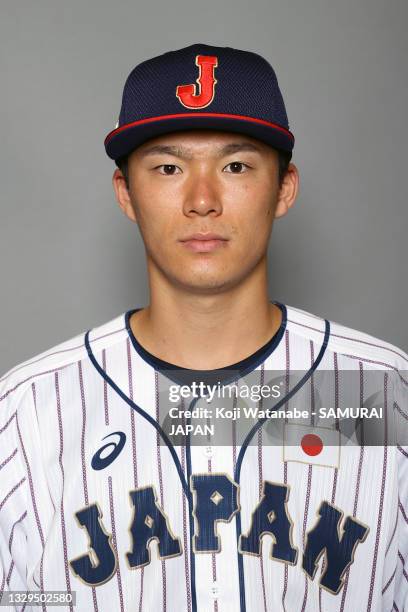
(116, 147), (292, 191)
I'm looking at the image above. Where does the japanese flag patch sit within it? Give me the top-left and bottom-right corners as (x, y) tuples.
(283, 423), (341, 468)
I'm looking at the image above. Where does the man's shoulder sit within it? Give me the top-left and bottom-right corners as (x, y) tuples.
(0, 310), (129, 414)
(285, 302), (408, 372)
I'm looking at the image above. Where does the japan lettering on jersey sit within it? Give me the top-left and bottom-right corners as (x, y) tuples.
(1, 303), (408, 611)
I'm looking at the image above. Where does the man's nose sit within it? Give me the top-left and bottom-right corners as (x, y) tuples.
(182, 170), (222, 217)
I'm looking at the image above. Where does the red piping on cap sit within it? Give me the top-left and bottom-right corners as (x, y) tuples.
(104, 112), (294, 145)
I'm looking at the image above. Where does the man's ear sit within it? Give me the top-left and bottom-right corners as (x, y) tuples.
(274, 162), (299, 219)
(112, 168), (137, 223)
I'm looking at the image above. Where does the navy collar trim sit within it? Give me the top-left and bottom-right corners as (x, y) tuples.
(124, 301), (288, 383)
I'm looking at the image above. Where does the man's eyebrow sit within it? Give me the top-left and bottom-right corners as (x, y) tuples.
(138, 142), (262, 159)
(219, 142), (262, 155)
(139, 145), (193, 159)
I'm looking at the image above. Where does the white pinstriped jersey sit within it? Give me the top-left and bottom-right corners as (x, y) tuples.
(1, 302), (408, 612)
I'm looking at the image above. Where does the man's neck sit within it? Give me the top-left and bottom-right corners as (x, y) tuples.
(129, 286), (283, 370)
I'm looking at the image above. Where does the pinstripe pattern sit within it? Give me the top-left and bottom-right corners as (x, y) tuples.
(300, 341), (316, 612)
(78, 361), (99, 612)
(257, 426), (268, 612)
(211, 552), (218, 612)
(300, 465), (313, 612)
(0, 478), (25, 512)
(0, 411), (16, 434)
(366, 376), (389, 612)
(385, 511), (399, 557)
(205, 418), (218, 612)
(395, 402), (408, 422)
(393, 432), (408, 612)
(126, 340), (137, 483)
(180, 409), (192, 612)
(382, 566), (397, 595)
(15, 419), (44, 548)
(309, 341), (315, 428)
(5, 563), (13, 587)
(397, 550), (408, 580)
(232, 393), (237, 471)
(103, 349), (109, 427)
(399, 500), (408, 525)
(15, 414), (46, 609)
(257, 365), (268, 612)
(78, 362), (90, 506)
(397, 445), (408, 459)
(319, 352), (340, 612)
(0, 366), (74, 403)
(1, 304), (407, 610)
(101, 349), (128, 611)
(287, 317), (408, 364)
(341, 355), (408, 383)
(0, 562), (4, 595)
(0, 326), (126, 385)
(32, 382), (38, 420)
(231, 393), (238, 609)
(55, 371), (73, 612)
(330, 335), (408, 363)
(359, 363), (365, 450)
(108, 476), (124, 611)
(155, 370), (167, 611)
(5, 511), (26, 586)
(339, 362), (365, 612)
(286, 317), (408, 377)
(31, 380), (58, 523)
(126, 338), (145, 611)
(281, 329), (290, 612)
(0, 448), (17, 471)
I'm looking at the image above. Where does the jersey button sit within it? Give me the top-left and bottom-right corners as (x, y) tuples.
(210, 581), (219, 600)
(203, 445), (214, 459)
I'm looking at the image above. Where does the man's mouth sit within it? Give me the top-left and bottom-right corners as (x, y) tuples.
(179, 233), (229, 253)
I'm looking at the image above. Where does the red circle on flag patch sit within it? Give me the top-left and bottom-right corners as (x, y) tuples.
(301, 433), (323, 456)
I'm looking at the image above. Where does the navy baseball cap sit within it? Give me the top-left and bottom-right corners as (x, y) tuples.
(104, 43), (294, 162)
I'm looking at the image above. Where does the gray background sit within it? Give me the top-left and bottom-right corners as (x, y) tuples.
(1, 0), (407, 374)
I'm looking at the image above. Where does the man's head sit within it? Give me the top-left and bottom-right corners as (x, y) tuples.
(106, 43), (298, 295)
(112, 129), (298, 295)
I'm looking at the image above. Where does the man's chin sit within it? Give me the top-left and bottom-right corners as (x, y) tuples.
(150, 258), (246, 294)
(171, 274), (236, 295)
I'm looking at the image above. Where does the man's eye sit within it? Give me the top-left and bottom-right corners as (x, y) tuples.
(223, 162), (249, 174)
(156, 164), (181, 175)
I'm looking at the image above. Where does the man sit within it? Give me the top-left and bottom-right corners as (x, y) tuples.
(0, 43), (407, 611)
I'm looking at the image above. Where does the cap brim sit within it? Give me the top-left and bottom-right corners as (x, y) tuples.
(104, 113), (294, 161)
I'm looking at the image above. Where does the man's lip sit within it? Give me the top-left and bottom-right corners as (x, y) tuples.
(179, 233), (229, 253)
(179, 233), (228, 242)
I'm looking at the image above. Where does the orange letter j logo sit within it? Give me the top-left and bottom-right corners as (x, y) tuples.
(176, 55), (218, 109)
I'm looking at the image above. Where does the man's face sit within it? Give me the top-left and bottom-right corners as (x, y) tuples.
(113, 130), (297, 294)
